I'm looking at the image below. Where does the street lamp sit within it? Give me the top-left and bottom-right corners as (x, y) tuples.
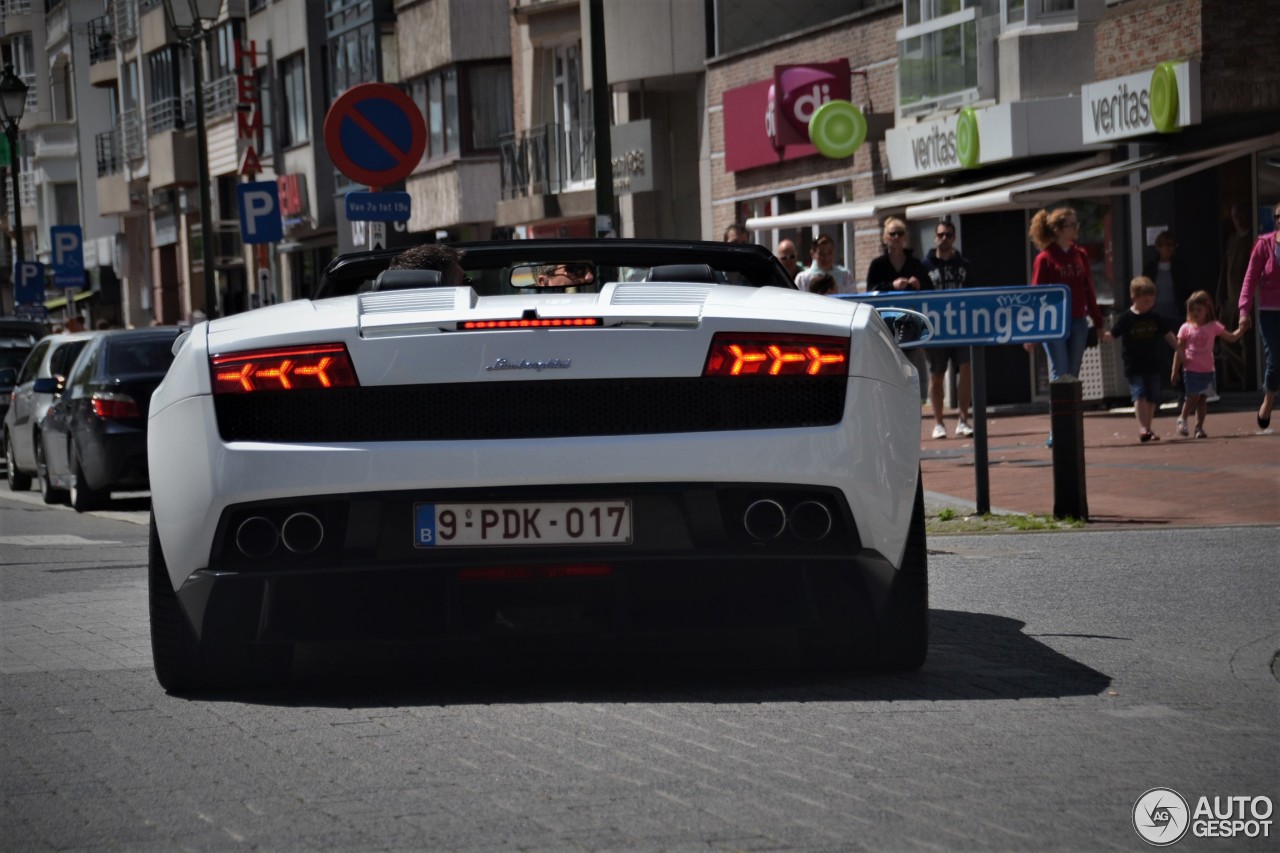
(0, 64), (30, 318)
(161, 0), (223, 322)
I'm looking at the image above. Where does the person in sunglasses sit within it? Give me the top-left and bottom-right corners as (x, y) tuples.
(535, 262), (596, 289)
(865, 217), (928, 294)
(922, 221), (975, 439)
(775, 239), (801, 282)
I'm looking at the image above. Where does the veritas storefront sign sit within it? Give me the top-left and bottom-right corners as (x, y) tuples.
(1080, 61), (1200, 144)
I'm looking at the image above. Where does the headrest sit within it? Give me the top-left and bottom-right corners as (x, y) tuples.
(645, 264), (718, 283)
(373, 269), (444, 291)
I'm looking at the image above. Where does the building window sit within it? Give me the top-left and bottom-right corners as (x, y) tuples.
(897, 0), (981, 114)
(467, 63), (512, 151)
(411, 63), (511, 160)
(147, 46), (188, 132)
(278, 53), (308, 148)
(255, 66), (272, 156)
(327, 22), (377, 98)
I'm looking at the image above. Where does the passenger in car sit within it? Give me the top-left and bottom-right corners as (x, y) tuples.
(387, 243), (467, 285)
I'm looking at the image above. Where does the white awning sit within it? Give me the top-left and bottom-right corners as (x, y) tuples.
(905, 132), (1280, 220)
(743, 161), (1096, 231)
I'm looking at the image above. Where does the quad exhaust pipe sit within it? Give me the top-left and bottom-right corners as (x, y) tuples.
(743, 499), (832, 543)
(234, 512), (325, 558)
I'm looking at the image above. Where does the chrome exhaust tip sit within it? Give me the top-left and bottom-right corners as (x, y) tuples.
(281, 512), (324, 554)
(743, 499), (787, 541)
(235, 516), (278, 559)
(789, 500), (833, 542)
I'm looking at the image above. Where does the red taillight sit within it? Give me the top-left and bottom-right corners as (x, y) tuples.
(461, 318), (601, 330)
(209, 344), (359, 394)
(703, 334), (848, 377)
(91, 392), (141, 419)
(456, 564), (614, 582)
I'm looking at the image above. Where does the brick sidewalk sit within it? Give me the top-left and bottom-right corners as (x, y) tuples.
(919, 392), (1280, 527)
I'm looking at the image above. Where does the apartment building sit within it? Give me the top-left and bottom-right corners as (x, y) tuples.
(1, 0), (120, 324)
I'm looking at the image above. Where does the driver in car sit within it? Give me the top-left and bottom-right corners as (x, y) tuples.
(535, 263), (595, 289)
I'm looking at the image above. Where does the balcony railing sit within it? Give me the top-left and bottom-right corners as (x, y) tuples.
(499, 122), (594, 200)
(147, 96), (193, 134)
(6, 171), (36, 223)
(96, 129), (122, 176)
(204, 74), (237, 120)
(32, 123), (78, 158)
(89, 15), (115, 64)
(121, 107), (145, 162)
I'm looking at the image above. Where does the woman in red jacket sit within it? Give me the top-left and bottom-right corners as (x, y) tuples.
(1025, 207), (1110, 382)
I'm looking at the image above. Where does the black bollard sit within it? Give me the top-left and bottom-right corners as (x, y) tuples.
(1050, 378), (1088, 520)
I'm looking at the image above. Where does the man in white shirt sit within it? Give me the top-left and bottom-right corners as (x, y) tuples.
(795, 234), (853, 294)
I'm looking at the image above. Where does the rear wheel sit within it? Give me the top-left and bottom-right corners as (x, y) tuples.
(70, 454), (106, 512)
(864, 477), (929, 671)
(4, 432), (32, 491)
(36, 439), (67, 505)
(148, 512), (207, 693)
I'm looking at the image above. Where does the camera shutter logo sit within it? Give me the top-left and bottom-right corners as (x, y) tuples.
(1134, 788), (1191, 845)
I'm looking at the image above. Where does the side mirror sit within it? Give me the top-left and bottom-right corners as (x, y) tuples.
(32, 376), (63, 395)
(874, 308), (935, 349)
(0, 367), (16, 387)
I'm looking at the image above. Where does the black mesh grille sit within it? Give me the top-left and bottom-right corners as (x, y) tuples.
(214, 377), (846, 442)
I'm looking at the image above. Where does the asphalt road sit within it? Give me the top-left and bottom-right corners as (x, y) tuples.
(1, 486), (1276, 851)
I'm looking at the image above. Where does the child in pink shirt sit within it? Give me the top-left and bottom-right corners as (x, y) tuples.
(1172, 290), (1246, 438)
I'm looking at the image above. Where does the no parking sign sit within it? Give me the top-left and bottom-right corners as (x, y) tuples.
(324, 83), (425, 206)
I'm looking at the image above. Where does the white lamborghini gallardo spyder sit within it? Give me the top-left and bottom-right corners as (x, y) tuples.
(147, 239), (932, 691)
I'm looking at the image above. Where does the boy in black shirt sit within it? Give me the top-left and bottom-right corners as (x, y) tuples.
(1110, 276), (1179, 442)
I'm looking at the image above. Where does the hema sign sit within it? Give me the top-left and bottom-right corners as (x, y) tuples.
(1080, 61), (1200, 144)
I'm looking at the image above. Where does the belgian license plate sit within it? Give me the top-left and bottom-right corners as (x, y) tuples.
(414, 500), (632, 548)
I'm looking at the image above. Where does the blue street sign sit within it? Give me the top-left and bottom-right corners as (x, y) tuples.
(14, 260), (45, 304)
(237, 181), (283, 244)
(838, 285), (1071, 346)
(49, 226), (84, 289)
(345, 191), (411, 222)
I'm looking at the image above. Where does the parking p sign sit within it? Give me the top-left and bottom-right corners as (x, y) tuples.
(237, 181), (283, 244)
(50, 225), (84, 289)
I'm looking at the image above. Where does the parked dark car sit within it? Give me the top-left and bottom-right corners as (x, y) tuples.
(39, 327), (181, 510)
(4, 331), (101, 491)
(0, 319), (48, 434)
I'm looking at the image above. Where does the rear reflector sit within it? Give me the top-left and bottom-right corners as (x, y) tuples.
(210, 344), (359, 394)
(462, 318), (601, 330)
(703, 333), (848, 377)
(456, 564), (614, 582)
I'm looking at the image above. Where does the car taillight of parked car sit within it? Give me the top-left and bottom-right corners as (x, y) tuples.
(91, 392), (142, 419)
(702, 333), (848, 377)
(209, 344), (359, 394)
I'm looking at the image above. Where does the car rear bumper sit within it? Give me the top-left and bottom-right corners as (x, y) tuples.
(176, 549), (901, 656)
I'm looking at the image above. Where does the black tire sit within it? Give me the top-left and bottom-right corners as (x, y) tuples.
(36, 439), (68, 505)
(5, 432), (32, 492)
(70, 453), (106, 513)
(864, 477), (929, 672)
(148, 512), (207, 693)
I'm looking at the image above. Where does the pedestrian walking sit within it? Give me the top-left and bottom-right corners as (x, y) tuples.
(1237, 202), (1280, 430)
(1110, 277), (1179, 442)
(922, 220), (973, 439)
(1173, 291), (1246, 439)
(1024, 207), (1110, 447)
